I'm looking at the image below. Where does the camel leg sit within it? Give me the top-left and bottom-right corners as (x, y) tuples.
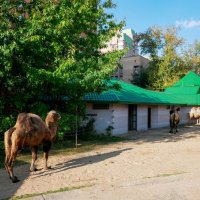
(174, 126), (177, 134)
(169, 126), (173, 134)
(4, 128), (15, 179)
(30, 146), (38, 172)
(175, 124), (178, 134)
(43, 140), (52, 170)
(7, 147), (19, 183)
(43, 152), (50, 170)
(5, 154), (11, 179)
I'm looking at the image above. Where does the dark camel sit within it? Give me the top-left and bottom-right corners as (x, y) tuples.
(4, 110), (61, 183)
(169, 107), (180, 134)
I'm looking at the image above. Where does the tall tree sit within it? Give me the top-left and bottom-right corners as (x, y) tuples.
(182, 40), (200, 74)
(0, 0), (124, 134)
(0, 0), (124, 111)
(135, 26), (185, 90)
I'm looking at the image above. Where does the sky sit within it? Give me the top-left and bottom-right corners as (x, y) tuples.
(110, 0), (200, 45)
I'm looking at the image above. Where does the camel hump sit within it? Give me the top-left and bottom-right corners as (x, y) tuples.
(15, 113), (43, 133)
(17, 113), (41, 122)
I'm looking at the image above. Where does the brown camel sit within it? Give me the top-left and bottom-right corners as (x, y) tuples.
(4, 110), (61, 183)
(169, 107), (180, 134)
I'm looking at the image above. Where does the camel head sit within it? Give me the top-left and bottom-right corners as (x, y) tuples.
(45, 110), (61, 124)
(45, 110), (61, 141)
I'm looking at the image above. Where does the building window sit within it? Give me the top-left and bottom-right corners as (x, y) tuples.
(93, 104), (109, 110)
(133, 65), (140, 74)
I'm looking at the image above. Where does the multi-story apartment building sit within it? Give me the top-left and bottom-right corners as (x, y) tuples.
(101, 28), (138, 53)
(101, 28), (150, 84)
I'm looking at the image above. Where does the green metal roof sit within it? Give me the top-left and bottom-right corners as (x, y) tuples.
(85, 80), (186, 105)
(85, 72), (200, 106)
(164, 71), (200, 105)
(84, 92), (119, 103)
(172, 71), (200, 87)
(174, 94), (200, 105)
(165, 86), (200, 95)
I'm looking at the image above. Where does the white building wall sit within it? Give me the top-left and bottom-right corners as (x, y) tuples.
(157, 106), (170, 128)
(150, 106), (158, 128)
(180, 106), (193, 124)
(86, 104), (128, 135)
(86, 103), (198, 135)
(153, 106), (195, 128)
(137, 105), (148, 131)
(112, 104), (128, 135)
(86, 103), (113, 134)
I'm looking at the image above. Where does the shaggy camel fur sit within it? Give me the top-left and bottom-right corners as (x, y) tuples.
(189, 107), (200, 125)
(4, 110), (61, 183)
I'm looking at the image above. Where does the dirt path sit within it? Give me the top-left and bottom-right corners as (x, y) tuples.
(1, 125), (200, 199)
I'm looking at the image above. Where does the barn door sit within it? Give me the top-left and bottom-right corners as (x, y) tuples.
(128, 105), (137, 131)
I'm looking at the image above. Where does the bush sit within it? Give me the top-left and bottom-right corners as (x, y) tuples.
(105, 125), (114, 136)
(58, 113), (80, 140)
(0, 141), (5, 155)
(29, 102), (49, 120)
(62, 117), (96, 141)
(0, 115), (15, 141)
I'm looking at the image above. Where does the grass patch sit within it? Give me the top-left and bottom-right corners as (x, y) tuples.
(144, 171), (186, 179)
(5, 184), (94, 200)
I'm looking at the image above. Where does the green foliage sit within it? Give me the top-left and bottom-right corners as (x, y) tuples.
(105, 125), (114, 136)
(58, 113), (79, 140)
(137, 26), (186, 90)
(182, 40), (200, 74)
(0, 0), (124, 138)
(134, 26), (164, 58)
(81, 118), (96, 139)
(0, 115), (15, 140)
(62, 117), (96, 141)
(131, 67), (149, 88)
(0, 141), (5, 159)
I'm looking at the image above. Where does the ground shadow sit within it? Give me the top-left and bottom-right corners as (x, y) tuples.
(0, 160), (30, 200)
(124, 124), (200, 144)
(31, 148), (132, 179)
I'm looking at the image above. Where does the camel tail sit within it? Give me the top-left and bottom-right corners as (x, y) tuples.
(4, 127), (16, 162)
